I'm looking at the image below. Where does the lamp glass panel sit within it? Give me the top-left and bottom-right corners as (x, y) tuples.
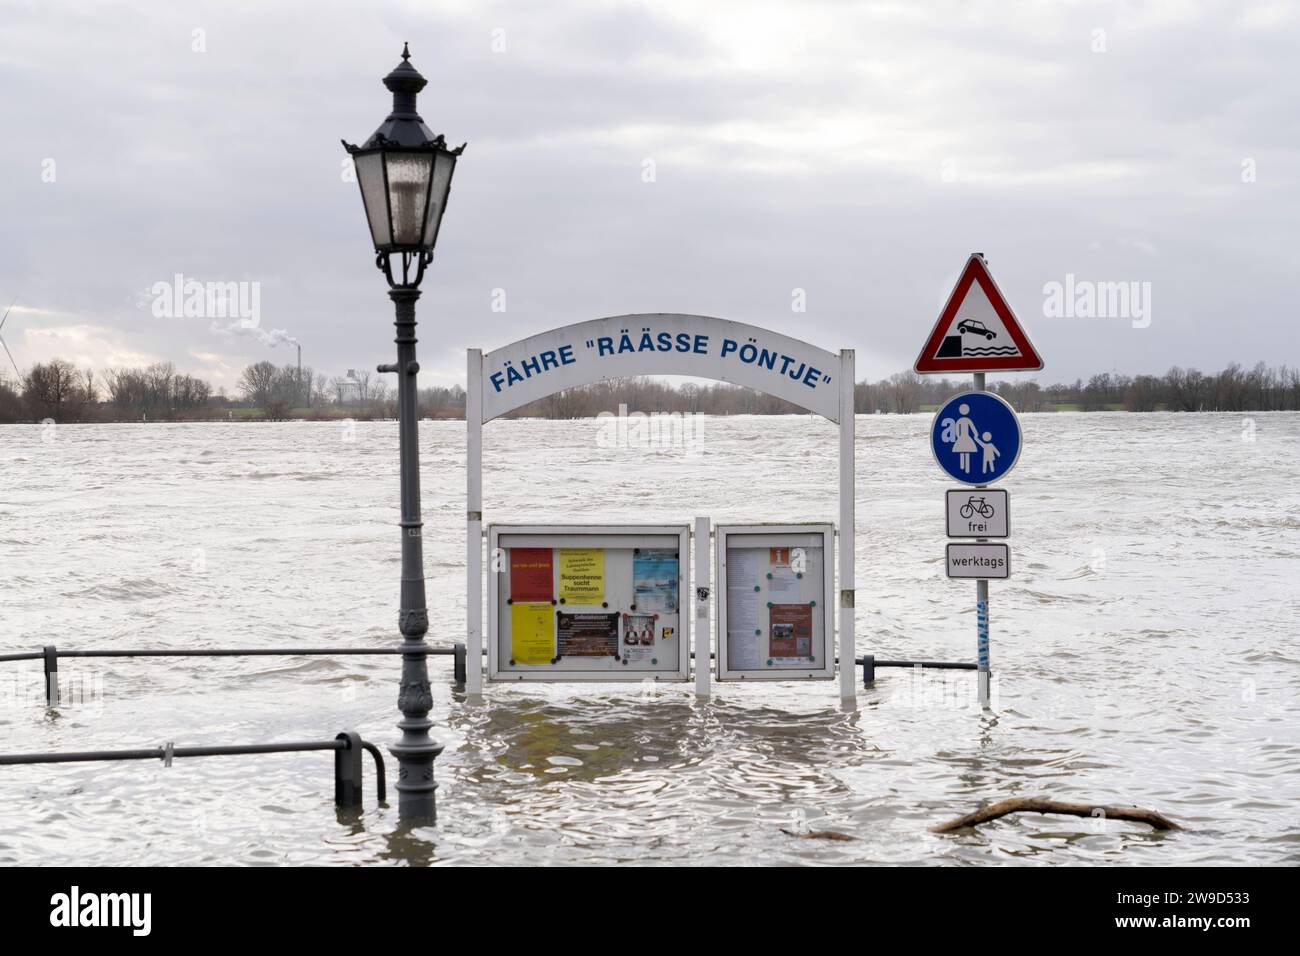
(385, 153), (434, 247)
(421, 152), (456, 249)
(354, 152), (392, 248)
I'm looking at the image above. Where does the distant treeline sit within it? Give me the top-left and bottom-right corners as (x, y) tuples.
(2, 359), (1298, 423)
(855, 363), (1300, 414)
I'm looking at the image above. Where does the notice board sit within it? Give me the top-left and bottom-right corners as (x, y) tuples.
(489, 525), (690, 681)
(715, 524), (834, 680)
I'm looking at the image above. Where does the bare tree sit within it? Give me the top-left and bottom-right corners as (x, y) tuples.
(238, 360), (278, 413)
(23, 359), (90, 421)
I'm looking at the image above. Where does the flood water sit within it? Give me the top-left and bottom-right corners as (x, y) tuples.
(1, 412), (1297, 865)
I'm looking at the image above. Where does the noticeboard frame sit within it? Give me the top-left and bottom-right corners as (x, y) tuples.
(714, 523), (836, 681)
(467, 317), (857, 701)
(488, 523), (691, 682)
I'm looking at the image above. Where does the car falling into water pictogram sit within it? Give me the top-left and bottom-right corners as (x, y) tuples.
(957, 319), (997, 339)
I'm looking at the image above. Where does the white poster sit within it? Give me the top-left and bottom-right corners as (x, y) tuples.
(727, 548), (762, 669)
(769, 567), (798, 598)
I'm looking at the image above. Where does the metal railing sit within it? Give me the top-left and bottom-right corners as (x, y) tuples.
(3, 643), (972, 707)
(0, 731), (386, 808)
(859, 654), (977, 683)
(0, 643), (468, 706)
(0, 643), (970, 813)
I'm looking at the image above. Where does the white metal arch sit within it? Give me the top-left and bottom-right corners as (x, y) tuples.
(479, 313), (842, 422)
(464, 313), (856, 702)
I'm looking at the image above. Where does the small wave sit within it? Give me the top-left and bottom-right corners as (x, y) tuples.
(72, 578), (176, 601)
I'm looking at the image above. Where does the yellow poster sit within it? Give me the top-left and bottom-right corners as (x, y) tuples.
(510, 602), (555, 665)
(559, 548), (605, 604)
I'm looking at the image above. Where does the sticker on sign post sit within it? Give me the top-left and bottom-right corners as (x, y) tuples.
(945, 543), (1010, 579)
(946, 488), (1008, 538)
(931, 391), (1022, 485)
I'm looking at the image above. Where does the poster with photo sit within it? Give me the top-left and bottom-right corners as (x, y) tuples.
(769, 604), (813, 659)
(556, 611), (619, 657)
(622, 612), (657, 662)
(632, 549), (678, 612)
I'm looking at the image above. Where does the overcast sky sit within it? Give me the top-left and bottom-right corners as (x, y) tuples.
(1, 0), (1296, 392)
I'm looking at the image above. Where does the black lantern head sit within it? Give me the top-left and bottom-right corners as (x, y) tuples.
(343, 44), (465, 260)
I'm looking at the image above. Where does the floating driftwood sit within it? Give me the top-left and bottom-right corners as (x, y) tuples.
(931, 797), (1183, 833)
(780, 828), (858, 841)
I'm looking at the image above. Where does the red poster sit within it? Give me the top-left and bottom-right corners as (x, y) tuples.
(769, 604), (813, 658)
(510, 548), (553, 602)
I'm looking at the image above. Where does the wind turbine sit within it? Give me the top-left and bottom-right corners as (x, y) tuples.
(0, 297), (21, 380)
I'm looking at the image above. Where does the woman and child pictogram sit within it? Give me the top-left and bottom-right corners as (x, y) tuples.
(948, 403), (1000, 475)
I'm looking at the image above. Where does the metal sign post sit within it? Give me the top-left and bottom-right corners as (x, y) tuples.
(930, 385), (1022, 709)
(973, 372), (991, 709)
(838, 349), (857, 704)
(917, 253), (1042, 711)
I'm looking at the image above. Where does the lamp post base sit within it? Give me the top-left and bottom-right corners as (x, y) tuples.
(392, 637), (443, 822)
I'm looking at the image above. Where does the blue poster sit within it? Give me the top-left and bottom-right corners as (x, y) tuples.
(632, 549), (679, 613)
(930, 391), (1022, 485)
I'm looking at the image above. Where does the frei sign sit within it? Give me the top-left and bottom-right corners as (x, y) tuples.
(946, 488), (1008, 538)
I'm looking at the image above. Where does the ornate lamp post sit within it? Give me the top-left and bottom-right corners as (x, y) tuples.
(342, 43), (464, 822)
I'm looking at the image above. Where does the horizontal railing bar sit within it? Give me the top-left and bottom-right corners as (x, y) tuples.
(872, 660), (978, 670)
(43, 647), (456, 659)
(0, 739), (344, 766)
(0, 646), (461, 666)
(18, 643), (466, 707)
(2, 748), (165, 764)
(0, 735), (387, 806)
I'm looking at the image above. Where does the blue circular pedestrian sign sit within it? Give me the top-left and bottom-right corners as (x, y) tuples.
(930, 391), (1022, 485)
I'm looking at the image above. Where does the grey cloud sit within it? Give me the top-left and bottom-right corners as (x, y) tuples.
(1, 0), (1296, 390)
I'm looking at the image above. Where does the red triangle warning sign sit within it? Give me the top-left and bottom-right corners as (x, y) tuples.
(914, 254), (1044, 373)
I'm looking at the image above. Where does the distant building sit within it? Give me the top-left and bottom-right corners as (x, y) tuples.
(340, 369), (362, 406)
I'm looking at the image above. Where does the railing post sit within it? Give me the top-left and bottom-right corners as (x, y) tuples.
(453, 642), (467, 687)
(861, 653), (875, 685)
(694, 516), (711, 699)
(43, 645), (59, 707)
(334, 731), (364, 809)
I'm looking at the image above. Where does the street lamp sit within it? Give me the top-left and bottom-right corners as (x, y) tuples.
(342, 43), (464, 823)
